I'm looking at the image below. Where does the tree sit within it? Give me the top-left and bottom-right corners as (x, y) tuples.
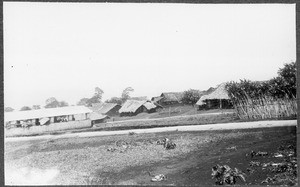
(106, 97), (122, 105)
(277, 62), (296, 98)
(77, 98), (89, 106)
(181, 89), (201, 105)
(20, 106), (31, 111)
(85, 87), (104, 107)
(4, 107), (14, 112)
(45, 97), (68, 108)
(32, 105), (41, 110)
(121, 87), (134, 103)
(45, 97), (60, 108)
(59, 101), (69, 107)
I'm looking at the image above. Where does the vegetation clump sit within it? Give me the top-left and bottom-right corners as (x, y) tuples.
(211, 164), (246, 185)
(225, 62), (296, 120)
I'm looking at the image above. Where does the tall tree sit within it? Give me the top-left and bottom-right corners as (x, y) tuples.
(20, 106), (31, 111)
(85, 87), (104, 107)
(277, 62), (296, 98)
(4, 107), (14, 112)
(121, 87), (134, 103)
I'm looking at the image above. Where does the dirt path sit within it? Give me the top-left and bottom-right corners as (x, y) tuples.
(5, 120), (296, 143)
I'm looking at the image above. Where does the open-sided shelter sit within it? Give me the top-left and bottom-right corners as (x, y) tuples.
(4, 106), (92, 128)
(196, 83), (233, 110)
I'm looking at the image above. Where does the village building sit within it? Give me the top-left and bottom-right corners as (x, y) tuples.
(4, 106), (93, 129)
(91, 103), (121, 116)
(89, 112), (109, 125)
(130, 96), (148, 101)
(196, 83), (233, 110)
(119, 100), (162, 116)
(152, 92), (184, 106)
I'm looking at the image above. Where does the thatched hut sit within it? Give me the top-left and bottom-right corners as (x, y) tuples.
(90, 112), (109, 125)
(196, 83), (233, 110)
(151, 92), (184, 106)
(143, 102), (163, 113)
(119, 100), (162, 116)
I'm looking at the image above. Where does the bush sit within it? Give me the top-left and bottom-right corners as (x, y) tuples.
(181, 89), (201, 105)
(225, 62), (297, 120)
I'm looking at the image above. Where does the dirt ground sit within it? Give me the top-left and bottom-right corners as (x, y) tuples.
(5, 126), (297, 185)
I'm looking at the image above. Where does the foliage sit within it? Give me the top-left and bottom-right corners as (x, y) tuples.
(32, 105), (41, 110)
(77, 98), (90, 106)
(181, 89), (201, 105)
(77, 87), (104, 107)
(225, 62), (296, 120)
(211, 164), (246, 185)
(226, 62), (296, 102)
(121, 87), (134, 103)
(20, 106), (32, 111)
(4, 107), (14, 112)
(45, 97), (69, 108)
(277, 62), (296, 97)
(106, 97), (123, 105)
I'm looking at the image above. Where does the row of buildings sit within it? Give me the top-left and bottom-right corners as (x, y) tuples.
(4, 83), (233, 129)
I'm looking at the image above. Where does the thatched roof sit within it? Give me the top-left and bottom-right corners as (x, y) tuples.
(143, 102), (157, 110)
(161, 92), (184, 102)
(196, 83), (230, 105)
(151, 96), (163, 103)
(119, 100), (147, 113)
(89, 112), (108, 120)
(130, 96), (148, 101)
(91, 103), (120, 114)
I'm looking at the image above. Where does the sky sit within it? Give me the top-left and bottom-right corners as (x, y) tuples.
(3, 3), (296, 110)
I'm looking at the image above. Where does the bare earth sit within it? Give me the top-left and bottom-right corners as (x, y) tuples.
(4, 120), (297, 185)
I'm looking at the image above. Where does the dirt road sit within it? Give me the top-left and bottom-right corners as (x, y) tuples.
(5, 120), (296, 142)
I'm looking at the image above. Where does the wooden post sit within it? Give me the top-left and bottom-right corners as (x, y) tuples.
(220, 99), (222, 109)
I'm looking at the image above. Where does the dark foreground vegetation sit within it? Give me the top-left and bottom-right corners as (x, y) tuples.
(5, 126), (297, 185)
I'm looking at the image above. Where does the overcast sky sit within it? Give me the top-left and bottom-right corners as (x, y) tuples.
(4, 3), (296, 110)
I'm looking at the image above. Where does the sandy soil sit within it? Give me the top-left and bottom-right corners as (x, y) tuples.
(5, 125), (297, 185)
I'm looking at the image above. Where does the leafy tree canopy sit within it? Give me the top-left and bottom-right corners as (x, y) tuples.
(4, 107), (14, 112)
(20, 106), (31, 111)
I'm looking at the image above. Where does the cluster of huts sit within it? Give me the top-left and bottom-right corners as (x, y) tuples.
(4, 83), (233, 129)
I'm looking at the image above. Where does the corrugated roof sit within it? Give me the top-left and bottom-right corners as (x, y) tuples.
(91, 103), (120, 114)
(119, 100), (147, 113)
(143, 102), (157, 110)
(5, 106), (92, 122)
(196, 83), (230, 105)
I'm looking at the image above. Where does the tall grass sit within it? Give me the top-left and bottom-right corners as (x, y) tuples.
(233, 96), (297, 120)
